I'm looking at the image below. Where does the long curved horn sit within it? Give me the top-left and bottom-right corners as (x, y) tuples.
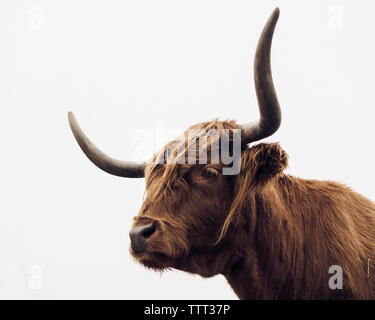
(240, 8), (281, 145)
(68, 112), (146, 178)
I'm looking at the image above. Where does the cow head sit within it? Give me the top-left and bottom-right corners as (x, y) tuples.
(68, 8), (285, 277)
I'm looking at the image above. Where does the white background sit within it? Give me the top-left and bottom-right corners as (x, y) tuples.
(1, 0), (375, 299)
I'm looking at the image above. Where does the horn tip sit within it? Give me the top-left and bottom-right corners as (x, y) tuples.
(271, 7), (280, 21)
(67, 111), (76, 124)
(67, 112), (79, 134)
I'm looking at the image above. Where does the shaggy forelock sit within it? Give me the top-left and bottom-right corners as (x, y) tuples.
(145, 119), (238, 198)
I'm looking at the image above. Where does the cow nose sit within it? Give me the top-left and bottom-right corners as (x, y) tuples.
(129, 223), (156, 254)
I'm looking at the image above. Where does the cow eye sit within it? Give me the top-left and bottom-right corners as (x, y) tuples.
(202, 167), (219, 178)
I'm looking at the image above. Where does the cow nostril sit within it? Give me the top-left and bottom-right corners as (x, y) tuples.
(141, 223), (156, 239)
(129, 222), (157, 254)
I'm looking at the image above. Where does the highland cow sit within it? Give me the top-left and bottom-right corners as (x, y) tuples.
(68, 8), (375, 299)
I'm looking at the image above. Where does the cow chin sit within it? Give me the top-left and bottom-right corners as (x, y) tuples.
(130, 249), (177, 271)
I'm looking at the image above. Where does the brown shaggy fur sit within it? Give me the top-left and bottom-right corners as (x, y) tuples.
(131, 120), (375, 299)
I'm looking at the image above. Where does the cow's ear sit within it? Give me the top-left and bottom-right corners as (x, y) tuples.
(250, 143), (288, 183)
